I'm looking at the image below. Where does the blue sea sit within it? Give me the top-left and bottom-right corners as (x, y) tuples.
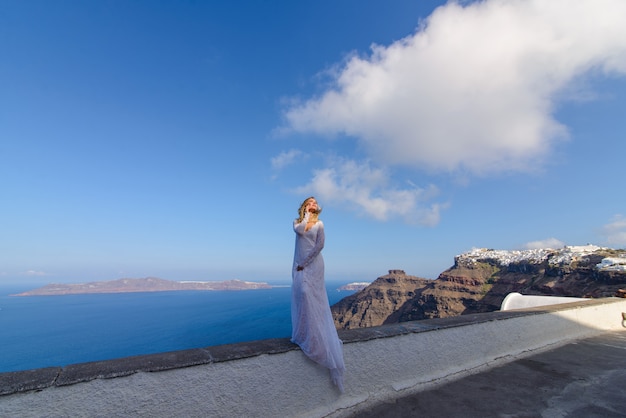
(0, 284), (355, 373)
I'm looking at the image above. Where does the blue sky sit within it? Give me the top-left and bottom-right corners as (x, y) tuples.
(2, 0), (625, 286)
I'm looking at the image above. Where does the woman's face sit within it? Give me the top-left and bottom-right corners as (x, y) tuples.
(305, 198), (318, 213)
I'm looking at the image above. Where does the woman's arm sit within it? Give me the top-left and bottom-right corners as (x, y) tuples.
(298, 222), (325, 269)
(293, 219), (306, 234)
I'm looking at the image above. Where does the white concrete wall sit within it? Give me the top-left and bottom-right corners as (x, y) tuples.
(500, 292), (589, 310)
(2, 298), (625, 418)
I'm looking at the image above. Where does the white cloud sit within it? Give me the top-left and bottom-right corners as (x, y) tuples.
(523, 238), (565, 250)
(282, 0), (626, 175)
(271, 149), (303, 171)
(293, 159), (445, 225)
(21, 270), (48, 276)
(601, 215), (626, 247)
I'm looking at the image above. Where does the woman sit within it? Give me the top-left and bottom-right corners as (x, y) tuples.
(291, 196), (345, 392)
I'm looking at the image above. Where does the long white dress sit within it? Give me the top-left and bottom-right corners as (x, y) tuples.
(291, 218), (345, 392)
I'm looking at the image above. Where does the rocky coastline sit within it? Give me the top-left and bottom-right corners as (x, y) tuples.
(332, 245), (626, 329)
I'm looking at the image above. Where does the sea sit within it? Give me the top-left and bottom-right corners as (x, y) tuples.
(0, 284), (356, 373)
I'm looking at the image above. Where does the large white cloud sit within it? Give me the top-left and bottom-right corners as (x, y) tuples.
(283, 0), (626, 175)
(293, 159), (445, 225)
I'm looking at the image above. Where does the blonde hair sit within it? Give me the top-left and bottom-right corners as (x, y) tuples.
(296, 196), (322, 223)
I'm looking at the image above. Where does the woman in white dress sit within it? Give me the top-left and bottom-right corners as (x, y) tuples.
(291, 196), (345, 392)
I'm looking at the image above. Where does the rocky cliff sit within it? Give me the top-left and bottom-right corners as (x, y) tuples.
(332, 245), (626, 329)
(332, 270), (431, 329)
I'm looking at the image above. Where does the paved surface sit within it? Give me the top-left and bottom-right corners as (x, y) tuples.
(351, 331), (626, 418)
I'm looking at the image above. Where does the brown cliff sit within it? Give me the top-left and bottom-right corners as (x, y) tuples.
(332, 246), (626, 329)
(332, 270), (431, 329)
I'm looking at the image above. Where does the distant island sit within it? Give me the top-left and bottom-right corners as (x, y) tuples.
(11, 277), (272, 296)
